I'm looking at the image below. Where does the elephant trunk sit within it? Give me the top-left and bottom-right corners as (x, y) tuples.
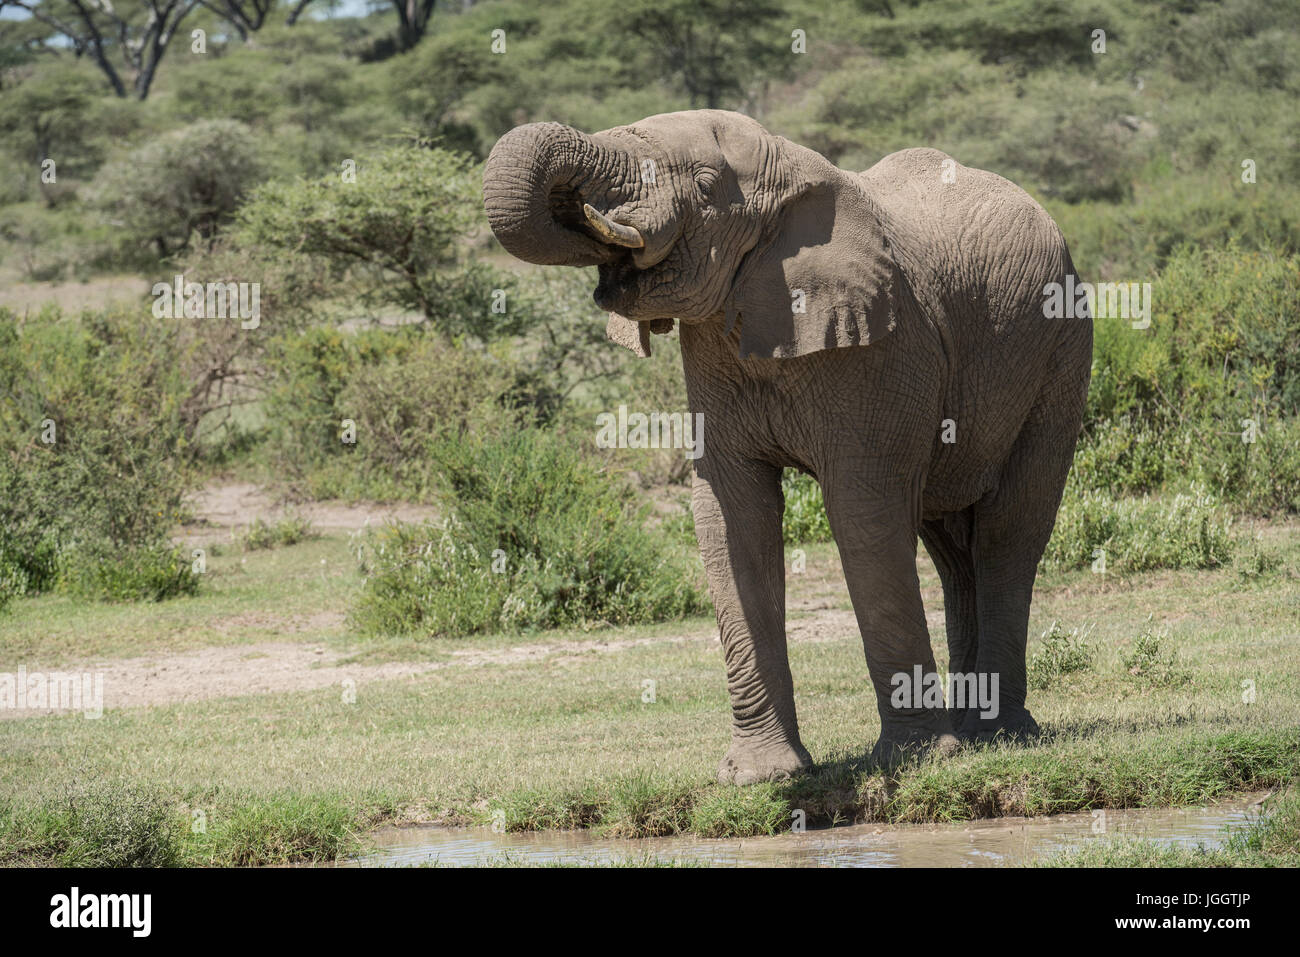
(483, 122), (632, 266)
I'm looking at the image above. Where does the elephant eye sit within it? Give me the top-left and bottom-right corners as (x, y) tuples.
(694, 168), (720, 200)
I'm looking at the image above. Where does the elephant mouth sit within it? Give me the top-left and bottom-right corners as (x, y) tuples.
(593, 252), (642, 311)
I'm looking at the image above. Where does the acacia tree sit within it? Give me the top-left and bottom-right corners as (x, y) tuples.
(0, 0), (199, 99)
(390, 0), (436, 50)
(197, 0), (271, 38)
(233, 144), (498, 336)
(0, 60), (102, 205)
(284, 0), (313, 24)
(620, 0), (788, 109)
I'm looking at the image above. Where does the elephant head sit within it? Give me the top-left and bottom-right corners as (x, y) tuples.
(483, 110), (901, 359)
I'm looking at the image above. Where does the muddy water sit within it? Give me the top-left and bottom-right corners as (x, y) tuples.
(339, 794), (1264, 867)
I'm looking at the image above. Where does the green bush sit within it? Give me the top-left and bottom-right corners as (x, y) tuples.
(0, 307), (197, 602)
(91, 119), (266, 259)
(262, 328), (523, 500)
(233, 143), (501, 335)
(1073, 245), (1300, 514)
(1043, 485), (1235, 574)
(0, 783), (182, 868)
(350, 428), (708, 637)
(58, 541), (199, 603)
(782, 470), (833, 545)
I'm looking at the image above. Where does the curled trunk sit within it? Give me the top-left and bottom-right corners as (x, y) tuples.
(483, 122), (629, 266)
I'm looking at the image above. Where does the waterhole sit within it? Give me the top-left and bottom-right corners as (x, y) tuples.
(335, 793), (1265, 867)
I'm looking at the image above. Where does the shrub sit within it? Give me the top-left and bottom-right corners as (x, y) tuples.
(1074, 244), (1300, 515)
(1043, 485), (1235, 574)
(1028, 621), (1095, 689)
(58, 541), (200, 603)
(0, 459), (63, 602)
(0, 307), (197, 602)
(350, 428), (708, 637)
(91, 120), (265, 259)
(233, 144), (500, 335)
(262, 328), (523, 500)
(333, 338), (522, 498)
(782, 470), (833, 545)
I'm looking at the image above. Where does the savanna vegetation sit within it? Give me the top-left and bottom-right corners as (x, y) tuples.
(1, 0), (1297, 866)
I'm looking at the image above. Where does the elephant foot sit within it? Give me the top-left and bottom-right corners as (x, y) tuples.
(870, 731), (960, 770)
(716, 738), (813, 786)
(957, 709), (1041, 744)
(871, 711), (959, 769)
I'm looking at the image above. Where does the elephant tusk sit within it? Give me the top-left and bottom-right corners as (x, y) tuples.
(582, 203), (645, 249)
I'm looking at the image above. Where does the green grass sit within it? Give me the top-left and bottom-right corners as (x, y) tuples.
(1, 522), (1297, 865)
(0, 534), (357, 663)
(0, 787), (363, 867)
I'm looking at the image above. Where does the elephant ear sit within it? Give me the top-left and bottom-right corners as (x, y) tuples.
(729, 166), (900, 360)
(606, 312), (674, 358)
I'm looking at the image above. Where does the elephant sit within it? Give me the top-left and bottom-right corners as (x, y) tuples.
(482, 110), (1092, 784)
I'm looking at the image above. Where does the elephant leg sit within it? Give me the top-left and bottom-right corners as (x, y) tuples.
(919, 509), (979, 727)
(693, 461), (813, 785)
(963, 402), (1079, 741)
(823, 476), (957, 766)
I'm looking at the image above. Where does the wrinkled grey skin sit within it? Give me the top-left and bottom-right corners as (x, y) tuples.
(483, 110), (1092, 784)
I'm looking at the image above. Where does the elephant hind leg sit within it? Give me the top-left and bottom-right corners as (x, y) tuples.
(919, 509), (979, 725)
(964, 393), (1082, 741)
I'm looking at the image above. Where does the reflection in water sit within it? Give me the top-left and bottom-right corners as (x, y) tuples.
(337, 796), (1263, 868)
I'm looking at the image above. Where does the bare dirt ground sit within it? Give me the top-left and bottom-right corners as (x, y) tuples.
(0, 275), (151, 314)
(0, 608), (882, 719)
(179, 482), (440, 546)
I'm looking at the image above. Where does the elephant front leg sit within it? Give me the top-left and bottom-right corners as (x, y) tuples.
(825, 481), (958, 767)
(693, 463), (813, 785)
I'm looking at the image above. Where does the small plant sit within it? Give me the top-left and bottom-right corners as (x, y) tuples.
(1234, 535), (1283, 582)
(236, 512), (319, 552)
(1121, 617), (1189, 687)
(1027, 621), (1095, 689)
(197, 797), (360, 867)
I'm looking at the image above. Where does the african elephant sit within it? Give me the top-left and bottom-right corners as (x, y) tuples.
(482, 110), (1092, 784)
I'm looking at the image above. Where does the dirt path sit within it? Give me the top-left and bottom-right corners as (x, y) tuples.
(179, 482), (440, 545)
(2, 609), (866, 719)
